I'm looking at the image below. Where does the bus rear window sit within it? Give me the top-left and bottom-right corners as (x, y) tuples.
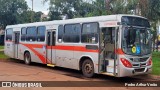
(6, 29), (13, 41)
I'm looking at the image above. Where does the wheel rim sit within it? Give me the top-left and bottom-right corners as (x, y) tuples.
(84, 63), (93, 74)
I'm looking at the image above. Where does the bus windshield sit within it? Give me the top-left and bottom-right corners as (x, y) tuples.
(122, 27), (152, 55)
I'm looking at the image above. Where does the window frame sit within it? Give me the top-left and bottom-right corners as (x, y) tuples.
(21, 27), (27, 41)
(57, 25), (64, 43)
(26, 26), (37, 42)
(37, 26), (46, 42)
(63, 23), (81, 43)
(81, 22), (99, 44)
(6, 28), (13, 41)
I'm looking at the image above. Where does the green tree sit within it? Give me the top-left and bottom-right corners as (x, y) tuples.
(146, 0), (160, 51)
(44, 0), (84, 19)
(34, 11), (43, 22)
(0, 0), (28, 28)
(85, 0), (107, 17)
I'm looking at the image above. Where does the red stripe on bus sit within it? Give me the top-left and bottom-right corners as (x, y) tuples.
(47, 45), (99, 53)
(21, 44), (45, 48)
(20, 43), (47, 64)
(115, 48), (125, 55)
(20, 44), (99, 53)
(6, 41), (98, 53)
(20, 43), (99, 64)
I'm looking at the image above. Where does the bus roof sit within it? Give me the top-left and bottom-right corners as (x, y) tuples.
(6, 14), (147, 29)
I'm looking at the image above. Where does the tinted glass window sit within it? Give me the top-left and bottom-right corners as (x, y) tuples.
(37, 26), (46, 42)
(21, 27), (26, 41)
(6, 29), (13, 41)
(47, 32), (51, 46)
(63, 24), (81, 43)
(58, 25), (64, 42)
(121, 16), (150, 27)
(82, 23), (98, 33)
(26, 27), (37, 41)
(15, 33), (20, 44)
(81, 23), (99, 43)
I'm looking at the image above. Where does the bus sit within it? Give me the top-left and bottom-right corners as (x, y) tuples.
(4, 14), (152, 77)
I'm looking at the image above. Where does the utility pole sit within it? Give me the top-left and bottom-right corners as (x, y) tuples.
(31, 0), (34, 23)
(106, 0), (110, 14)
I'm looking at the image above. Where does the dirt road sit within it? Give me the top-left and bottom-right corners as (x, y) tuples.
(0, 59), (159, 90)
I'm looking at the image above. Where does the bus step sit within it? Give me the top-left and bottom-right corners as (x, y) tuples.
(101, 72), (114, 76)
(47, 64), (55, 67)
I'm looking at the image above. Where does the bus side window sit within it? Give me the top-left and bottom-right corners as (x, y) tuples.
(58, 25), (64, 43)
(37, 26), (46, 42)
(21, 27), (26, 41)
(81, 22), (99, 44)
(63, 24), (81, 43)
(26, 27), (37, 42)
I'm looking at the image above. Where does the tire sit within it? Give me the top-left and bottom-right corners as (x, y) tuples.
(82, 59), (95, 78)
(24, 52), (31, 65)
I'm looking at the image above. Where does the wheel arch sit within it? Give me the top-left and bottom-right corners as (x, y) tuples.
(79, 55), (94, 71)
(24, 50), (31, 60)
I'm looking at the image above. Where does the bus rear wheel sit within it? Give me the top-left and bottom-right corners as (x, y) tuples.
(82, 59), (95, 78)
(24, 52), (31, 65)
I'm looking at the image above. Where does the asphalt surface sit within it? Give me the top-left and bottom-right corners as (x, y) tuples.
(0, 58), (159, 90)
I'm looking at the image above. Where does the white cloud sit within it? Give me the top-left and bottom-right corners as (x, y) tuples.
(25, 0), (49, 14)
(42, 10), (49, 15)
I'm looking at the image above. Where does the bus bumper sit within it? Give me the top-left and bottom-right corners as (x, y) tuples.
(118, 65), (152, 77)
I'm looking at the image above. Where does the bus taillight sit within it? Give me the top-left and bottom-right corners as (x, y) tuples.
(120, 58), (132, 68)
(147, 58), (152, 66)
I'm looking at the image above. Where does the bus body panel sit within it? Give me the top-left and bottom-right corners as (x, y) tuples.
(55, 43), (99, 73)
(4, 41), (14, 58)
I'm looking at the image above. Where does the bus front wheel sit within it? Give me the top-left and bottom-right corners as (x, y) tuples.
(24, 52), (31, 65)
(82, 59), (95, 78)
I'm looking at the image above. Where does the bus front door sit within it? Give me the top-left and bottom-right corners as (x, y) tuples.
(46, 30), (56, 65)
(13, 31), (20, 59)
(100, 27), (118, 76)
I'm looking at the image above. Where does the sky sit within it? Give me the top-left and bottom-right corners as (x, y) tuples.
(25, 0), (49, 15)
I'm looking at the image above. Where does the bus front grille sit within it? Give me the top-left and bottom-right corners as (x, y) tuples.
(134, 68), (145, 72)
(130, 57), (149, 62)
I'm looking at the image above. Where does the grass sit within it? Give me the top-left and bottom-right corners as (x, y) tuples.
(0, 51), (8, 59)
(152, 52), (160, 76)
(0, 46), (4, 49)
(0, 46), (7, 59)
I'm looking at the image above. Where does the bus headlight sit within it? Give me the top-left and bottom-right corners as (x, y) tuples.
(120, 58), (132, 68)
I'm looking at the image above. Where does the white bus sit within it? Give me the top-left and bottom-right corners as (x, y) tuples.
(4, 14), (152, 77)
